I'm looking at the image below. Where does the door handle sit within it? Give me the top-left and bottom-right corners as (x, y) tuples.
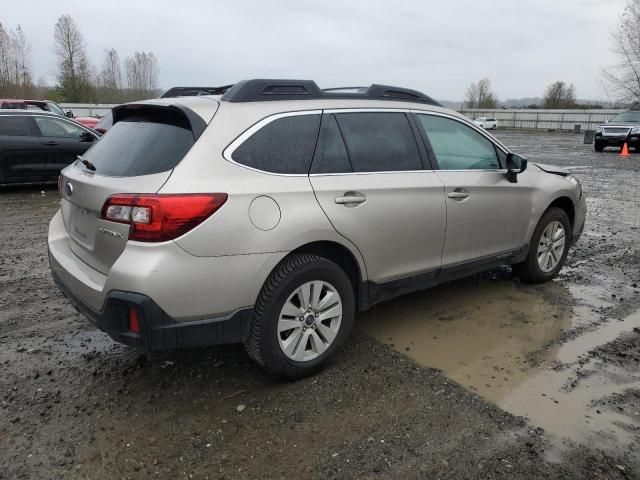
(43, 141), (59, 146)
(447, 190), (469, 200)
(335, 193), (366, 205)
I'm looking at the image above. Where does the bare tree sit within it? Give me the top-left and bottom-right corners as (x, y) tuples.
(53, 14), (92, 101)
(10, 26), (32, 91)
(96, 48), (123, 102)
(465, 78), (498, 108)
(602, 0), (640, 105)
(0, 23), (12, 91)
(542, 81), (576, 108)
(465, 83), (479, 109)
(100, 48), (121, 90)
(0, 23), (35, 97)
(125, 51), (159, 100)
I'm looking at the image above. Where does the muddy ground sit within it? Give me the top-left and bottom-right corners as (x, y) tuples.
(1, 130), (639, 479)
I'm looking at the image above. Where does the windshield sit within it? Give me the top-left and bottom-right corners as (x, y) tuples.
(609, 111), (640, 123)
(79, 110), (195, 176)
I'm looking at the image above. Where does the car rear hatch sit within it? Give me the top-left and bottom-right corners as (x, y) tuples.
(58, 100), (217, 275)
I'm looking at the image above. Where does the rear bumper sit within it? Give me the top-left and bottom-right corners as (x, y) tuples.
(48, 208), (284, 320)
(51, 267), (252, 349)
(47, 209), (279, 350)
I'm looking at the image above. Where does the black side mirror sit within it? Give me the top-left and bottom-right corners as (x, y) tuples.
(65, 111), (74, 118)
(505, 153), (528, 183)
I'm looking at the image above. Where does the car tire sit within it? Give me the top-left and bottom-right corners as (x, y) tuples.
(492, 124), (497, 130)
(513, 207), (572, 284)
(244, 253), (355, 380)
(594, 141), (605, 152)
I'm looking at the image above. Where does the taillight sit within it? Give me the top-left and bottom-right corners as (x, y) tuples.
(101, 193), (228, 242)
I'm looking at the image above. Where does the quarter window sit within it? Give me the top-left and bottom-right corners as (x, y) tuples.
(232, 114), (321, 174)
(417, 114), (501, 170)
(334, 112), (421, 172)
(35, 117), (86, 138)
(0, 116), (32, 136)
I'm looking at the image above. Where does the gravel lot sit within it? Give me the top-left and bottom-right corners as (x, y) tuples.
(1, 130), (639, 479)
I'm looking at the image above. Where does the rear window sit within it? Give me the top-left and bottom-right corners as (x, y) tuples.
(81, 110), (195, 176)
(0, 116), (31, 136)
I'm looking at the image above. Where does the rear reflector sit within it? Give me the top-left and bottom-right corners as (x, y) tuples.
(128, 308), (141, 334)
(101, 193), (228, 242)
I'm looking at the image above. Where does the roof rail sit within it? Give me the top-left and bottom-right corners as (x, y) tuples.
(160, 86), (233, 98)
(221, 79), (442, 106)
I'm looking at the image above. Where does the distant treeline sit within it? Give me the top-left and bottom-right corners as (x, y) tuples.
(0, 15), (161, 103)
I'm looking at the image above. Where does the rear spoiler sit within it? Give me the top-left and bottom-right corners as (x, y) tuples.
(112, 104), (207, 140)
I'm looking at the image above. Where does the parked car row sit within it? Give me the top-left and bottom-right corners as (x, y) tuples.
(0, 89), (211, 186)
(0, 99), (100, 129)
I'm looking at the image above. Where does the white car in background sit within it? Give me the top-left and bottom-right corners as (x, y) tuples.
(474, 117), (498, 130)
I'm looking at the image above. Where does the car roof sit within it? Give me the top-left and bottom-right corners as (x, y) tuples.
(0, 109), (59, 116)
(146, 79), (450, 118)
(0, 99), (50, 104)
(118, 79), (495, 144)
(160, 80), (442, 105)
(127, 94), (460, 124)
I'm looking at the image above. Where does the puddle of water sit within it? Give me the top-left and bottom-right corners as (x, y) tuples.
(498, 314), (640, 449)
(358, 279), (574, 403)
(359, 278), (640, 452)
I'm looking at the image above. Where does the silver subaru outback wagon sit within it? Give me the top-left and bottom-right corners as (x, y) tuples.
(48, 79), (586, 379)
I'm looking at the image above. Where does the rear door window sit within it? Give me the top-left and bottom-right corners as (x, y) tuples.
(81, 110), (195, 177)
(0, 116), (32, 136)
(34, 117), (86, 138)
(232, 114), (321, 174)
(333, 112), (422, 172)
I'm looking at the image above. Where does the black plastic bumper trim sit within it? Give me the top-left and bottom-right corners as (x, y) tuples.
(51, 271), (252, 350)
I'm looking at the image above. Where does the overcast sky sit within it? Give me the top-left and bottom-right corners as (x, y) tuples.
(2, 0), (628, 101)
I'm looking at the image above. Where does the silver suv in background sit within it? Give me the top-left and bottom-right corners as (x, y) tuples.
(48, 79), (586, 379)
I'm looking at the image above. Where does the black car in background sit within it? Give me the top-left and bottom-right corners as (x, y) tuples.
(0, 110), (99, 185)
(594, 110), (640, 152)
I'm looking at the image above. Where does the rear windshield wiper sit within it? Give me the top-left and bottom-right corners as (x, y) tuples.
(77, 155), (96, 172)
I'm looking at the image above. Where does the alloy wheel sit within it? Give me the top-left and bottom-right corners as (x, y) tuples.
(277, 281), (343, 362)
(537, 221), (566, 273)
